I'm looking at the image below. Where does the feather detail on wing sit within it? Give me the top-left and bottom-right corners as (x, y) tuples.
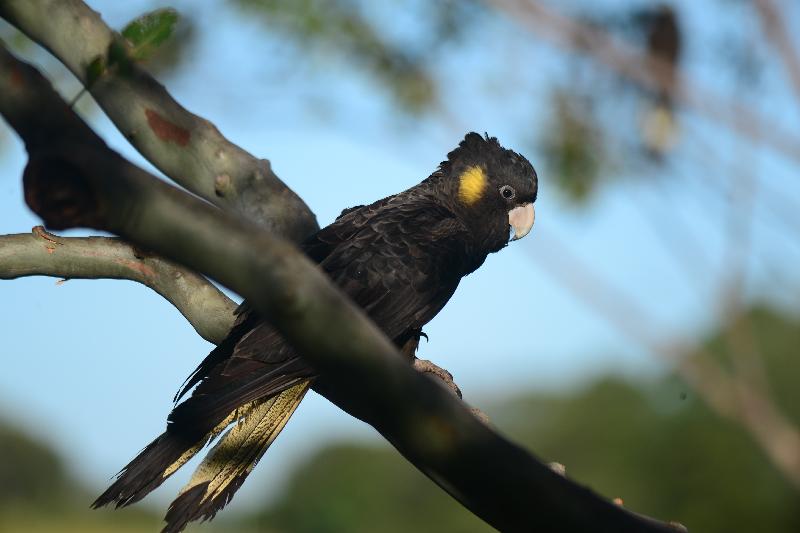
(97, 189), (471, 531)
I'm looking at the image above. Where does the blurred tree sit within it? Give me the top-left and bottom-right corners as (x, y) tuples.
(0, 420), (70, 507)
(230, 0), (483, 113)
(5, 306), (797, 532)
(253, 445), (492, 533)
(0, 420), (162, 532)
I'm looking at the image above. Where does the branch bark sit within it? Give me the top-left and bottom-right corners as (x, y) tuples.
(0, 227), (237, 344)
(0, 0), (318, 241)
(0, 40), (683, 533)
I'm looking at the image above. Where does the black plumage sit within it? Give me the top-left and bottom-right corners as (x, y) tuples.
(93, 132), (538, 532)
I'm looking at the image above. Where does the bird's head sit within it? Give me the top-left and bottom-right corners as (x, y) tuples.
(433, 132), (538, 253)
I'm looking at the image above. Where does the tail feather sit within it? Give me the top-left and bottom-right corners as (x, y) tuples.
(161, 382), (310, 533)
(174, 307), (261, 403)
(168, 364), (308, 434)
(92, 407), (240, 509)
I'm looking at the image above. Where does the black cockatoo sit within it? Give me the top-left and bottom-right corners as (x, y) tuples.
(94, 132), (538, 532)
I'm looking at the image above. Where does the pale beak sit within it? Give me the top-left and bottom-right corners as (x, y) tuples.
(508, 203), (535, 241)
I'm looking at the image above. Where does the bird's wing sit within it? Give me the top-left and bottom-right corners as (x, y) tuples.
(169, 196), (468, 431)
(313, 194), (469, 340)
(93, 195), (469, 524)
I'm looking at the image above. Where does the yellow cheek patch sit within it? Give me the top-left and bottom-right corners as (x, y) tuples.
(458, 165), (487, 205)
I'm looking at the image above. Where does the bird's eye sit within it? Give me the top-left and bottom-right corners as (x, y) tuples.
(499, 185), (515, 200)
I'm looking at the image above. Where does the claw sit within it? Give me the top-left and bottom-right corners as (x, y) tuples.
(412, 358), (462, 399)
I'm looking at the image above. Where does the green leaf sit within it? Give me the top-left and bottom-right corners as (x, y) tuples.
(85, 56), (106, 89)
(121, 8), (179, 62)
(106, 37), (134, 77)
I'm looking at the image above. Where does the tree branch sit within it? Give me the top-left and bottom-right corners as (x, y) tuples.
(0, 41), (682, 533)
(0, 0), (318, 241)
(0, 227), (237, 344)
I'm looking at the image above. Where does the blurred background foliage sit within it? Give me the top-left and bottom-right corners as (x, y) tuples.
(2, 306), (799, 532)
(2, 0), (800, 531)
(0, 0), (781, 201)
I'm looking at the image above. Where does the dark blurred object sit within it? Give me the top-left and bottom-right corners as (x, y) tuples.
(643, 4), (682, 108)
(637, 4), (682, 157)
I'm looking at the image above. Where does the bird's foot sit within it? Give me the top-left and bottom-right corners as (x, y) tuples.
(413, 358), (462, 399)
(412, 358), (491, 425)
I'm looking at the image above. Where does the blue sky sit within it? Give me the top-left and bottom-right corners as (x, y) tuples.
(1, 0), (798, 514)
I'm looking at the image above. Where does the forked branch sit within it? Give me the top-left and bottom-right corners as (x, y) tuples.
(0, 39), (682, 533)
(0, 0), (318, 240)
(0, 228), (237, 344)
